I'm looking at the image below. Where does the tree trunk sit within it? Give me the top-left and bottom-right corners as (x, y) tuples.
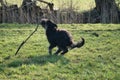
(95, 0), (119, 23)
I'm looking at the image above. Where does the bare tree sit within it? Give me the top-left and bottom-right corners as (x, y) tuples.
(95, 0), (119, 23)
(0, 0), (4, 5)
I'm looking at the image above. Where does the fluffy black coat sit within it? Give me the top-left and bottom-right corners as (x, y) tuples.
(40, 19), (85, 55)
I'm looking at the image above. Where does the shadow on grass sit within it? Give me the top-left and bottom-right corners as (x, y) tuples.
(83, 28), (120, 32)
(7, 54), (70, 67)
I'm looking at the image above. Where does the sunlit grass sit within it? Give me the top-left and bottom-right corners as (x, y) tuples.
(0, 23), (120, 80)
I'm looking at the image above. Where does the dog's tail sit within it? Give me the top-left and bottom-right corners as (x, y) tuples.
(70, 37), (85, 49)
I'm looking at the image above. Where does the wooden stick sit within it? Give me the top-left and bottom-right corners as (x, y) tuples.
(15, 24), (39, 56)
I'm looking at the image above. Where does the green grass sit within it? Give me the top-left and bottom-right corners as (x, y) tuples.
(0, 23), (120, 80)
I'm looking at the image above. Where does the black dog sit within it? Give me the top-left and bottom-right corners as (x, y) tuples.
(40, 19), (85, 55)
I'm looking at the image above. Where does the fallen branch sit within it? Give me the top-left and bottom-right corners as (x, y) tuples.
(15, 24), (39, 56)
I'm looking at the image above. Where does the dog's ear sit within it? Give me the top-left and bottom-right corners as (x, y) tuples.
(47, 20), (57, 28)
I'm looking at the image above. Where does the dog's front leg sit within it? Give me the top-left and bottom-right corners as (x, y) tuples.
(48, 45), (55, 55)
(48, 48), (52, 55)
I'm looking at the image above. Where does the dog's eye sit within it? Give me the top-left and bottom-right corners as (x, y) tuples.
(41, 21), (45, 25)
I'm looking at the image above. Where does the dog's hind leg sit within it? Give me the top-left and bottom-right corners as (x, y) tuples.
(54, 48), (62, 55)
(61, 47), (68, 55)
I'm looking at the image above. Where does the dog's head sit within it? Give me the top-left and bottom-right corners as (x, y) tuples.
(40, 19), (57, 30)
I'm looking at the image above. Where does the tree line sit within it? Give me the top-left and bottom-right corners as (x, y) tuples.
(0, 0), (120, 23)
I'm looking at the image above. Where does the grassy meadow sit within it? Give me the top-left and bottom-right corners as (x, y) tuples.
(0, 23), (120, 80)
